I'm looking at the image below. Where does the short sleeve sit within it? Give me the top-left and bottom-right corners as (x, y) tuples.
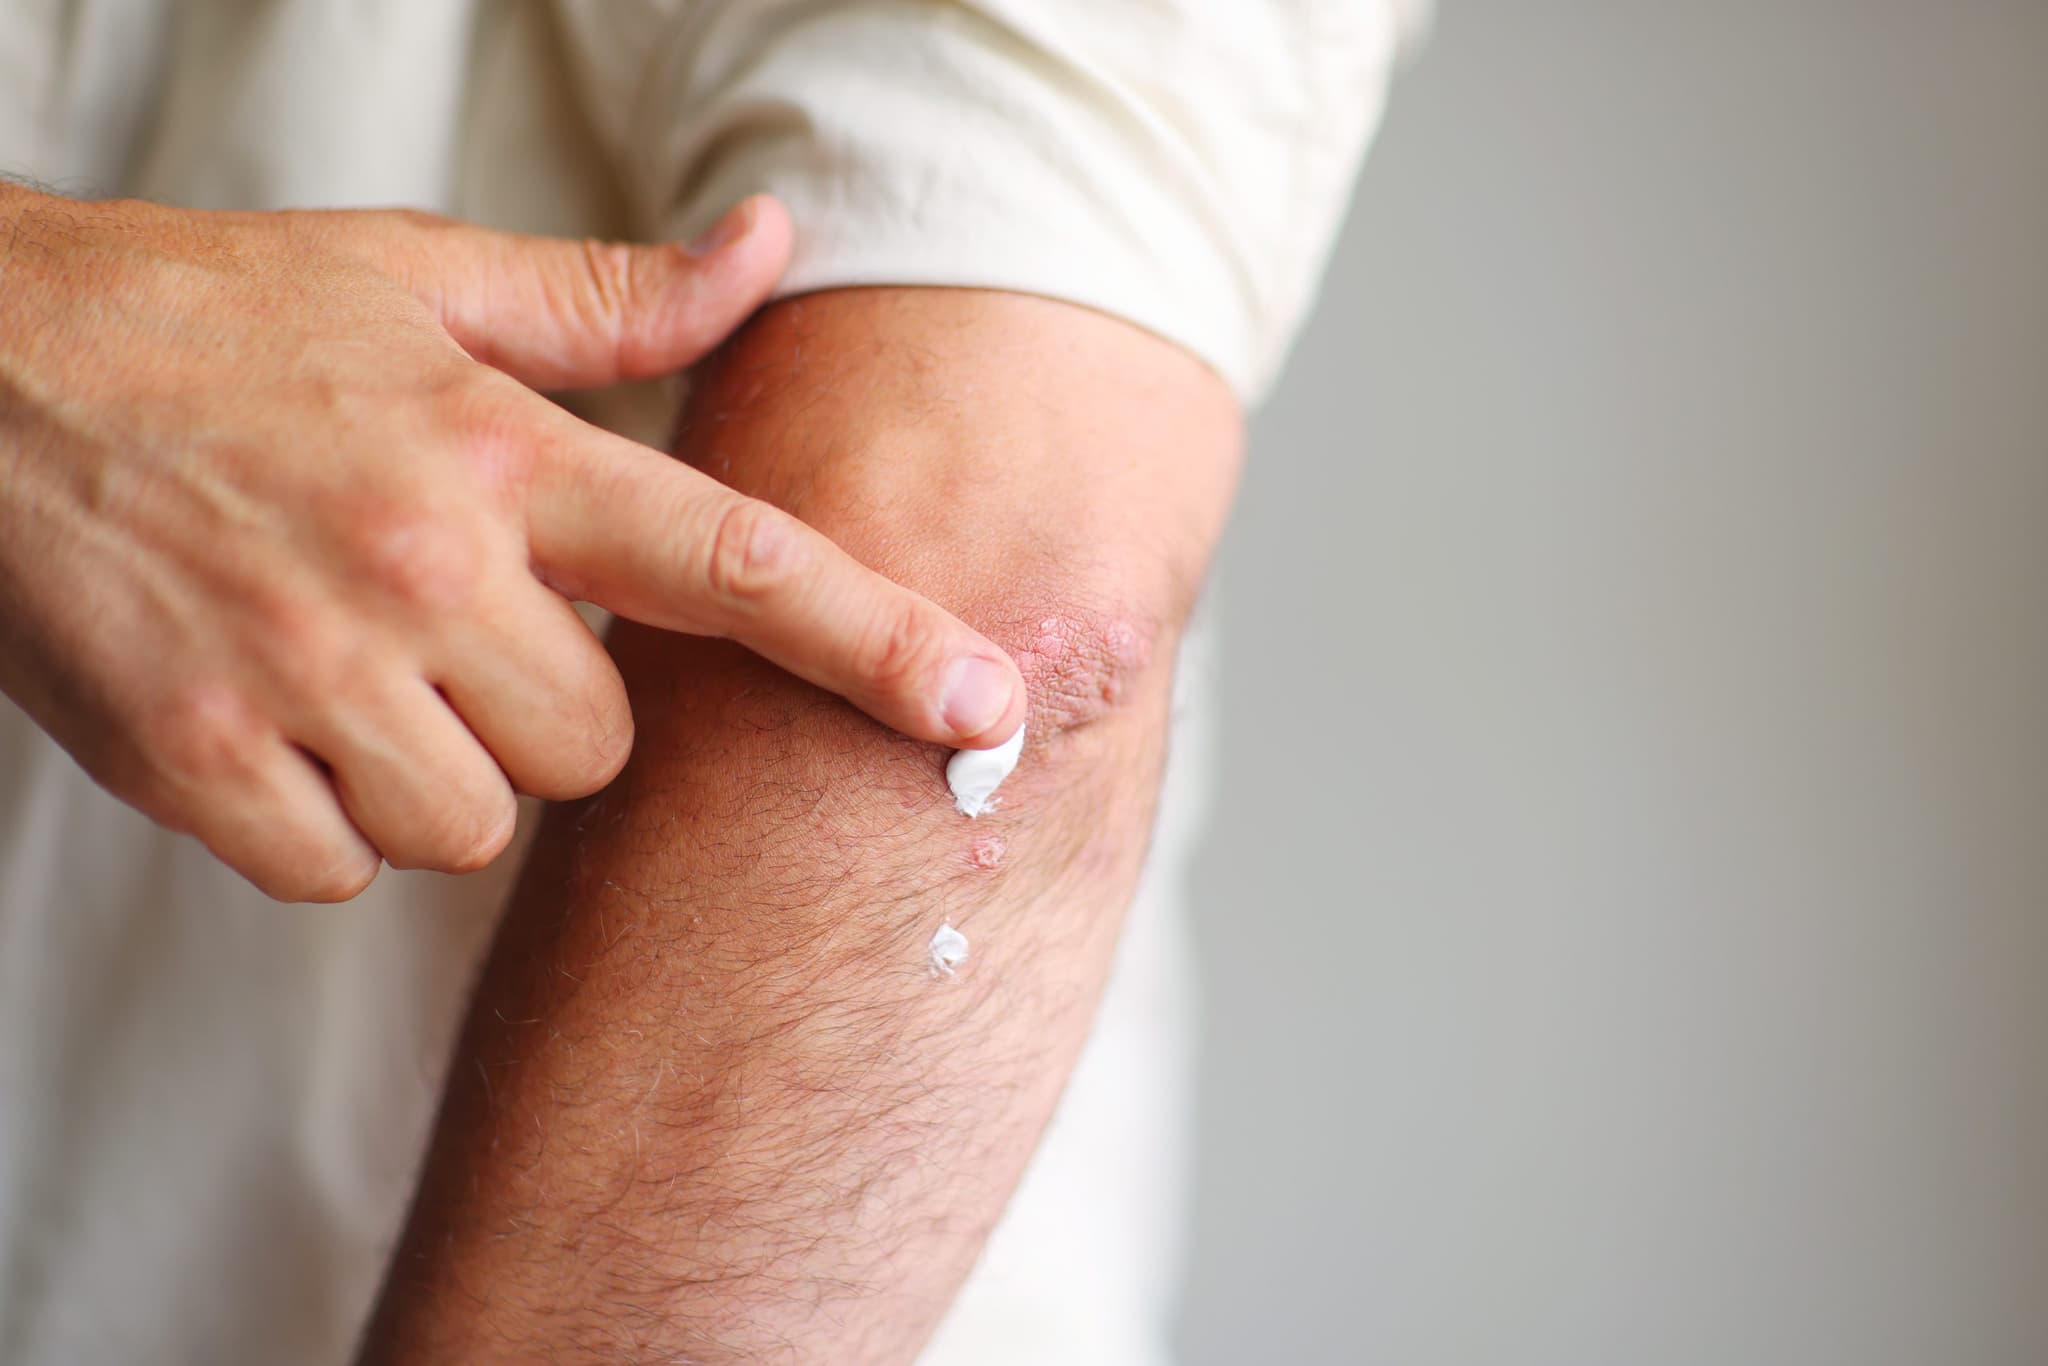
(555, 0), (1429, 403)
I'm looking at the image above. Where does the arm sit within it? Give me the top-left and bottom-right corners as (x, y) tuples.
(359, 288), (1242, 1362)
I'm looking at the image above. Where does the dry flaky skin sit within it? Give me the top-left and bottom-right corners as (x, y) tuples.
(359, 289), (1243, 1365)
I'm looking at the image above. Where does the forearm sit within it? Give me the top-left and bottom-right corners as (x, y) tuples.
(360, 290), (1242, 1363)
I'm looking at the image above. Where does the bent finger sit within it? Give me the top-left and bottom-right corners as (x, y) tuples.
(177, 738), (382, 904)
(431, 586), (633, 802)
(525, 423), (1025, 748)
(297, 674), (518, 875)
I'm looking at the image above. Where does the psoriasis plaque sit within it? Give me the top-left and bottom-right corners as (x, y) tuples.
(967, 833), (1007, 870)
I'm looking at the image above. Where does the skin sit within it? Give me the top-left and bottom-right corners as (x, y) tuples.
(0, 186), (1024, 902)
(360, 289), (1244, 1363)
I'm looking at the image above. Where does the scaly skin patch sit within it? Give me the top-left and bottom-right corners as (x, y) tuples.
(1005, 612), (1154, 737)
(966, 833), (1007, 870)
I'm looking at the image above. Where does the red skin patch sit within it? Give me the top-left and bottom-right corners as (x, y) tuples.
(1008, 614), (1154, 734)
(967, 834), (1008, 870)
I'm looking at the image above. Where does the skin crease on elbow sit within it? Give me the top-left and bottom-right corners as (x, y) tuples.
(0, 185), (1027, 903)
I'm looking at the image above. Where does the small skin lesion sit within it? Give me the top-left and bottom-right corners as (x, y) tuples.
(965, 834), (1006, 871)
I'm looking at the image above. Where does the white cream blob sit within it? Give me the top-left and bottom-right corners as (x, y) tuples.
(928, 922), (970, 978)
(945, 721), (1025, 818)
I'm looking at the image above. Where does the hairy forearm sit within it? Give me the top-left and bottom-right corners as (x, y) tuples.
(360, 290), (1242, 1363)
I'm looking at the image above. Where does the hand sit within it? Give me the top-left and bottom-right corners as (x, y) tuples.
(0, 187), (1026, 901)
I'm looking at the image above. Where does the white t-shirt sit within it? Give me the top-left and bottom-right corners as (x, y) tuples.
(0, 3), (1418, 1361)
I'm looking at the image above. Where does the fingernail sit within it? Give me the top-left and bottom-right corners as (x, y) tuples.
(686, 201), (754, 257)
(940, 656), (1017, 740)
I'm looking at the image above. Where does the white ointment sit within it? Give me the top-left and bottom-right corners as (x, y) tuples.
(928, 922), (970, 978)
(946, 722), (1025, 818)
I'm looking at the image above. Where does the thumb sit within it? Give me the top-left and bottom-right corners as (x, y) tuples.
(334, 195), (791, 390)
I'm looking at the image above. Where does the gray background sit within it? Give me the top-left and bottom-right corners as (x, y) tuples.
(1176, 4), (2048, 1365)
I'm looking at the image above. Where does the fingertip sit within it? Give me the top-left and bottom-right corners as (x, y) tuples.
(741, 194), (794, 266)
(939, 652), (1027, 748)
(612, 197), (791, 380)
(272, 846), (380, 904)
(684, 194), (792, 271)
(685, 201), (750, 258)
(716, 195), (793, 294)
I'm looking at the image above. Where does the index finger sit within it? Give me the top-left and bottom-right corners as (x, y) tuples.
(522, 414), (1025, 749)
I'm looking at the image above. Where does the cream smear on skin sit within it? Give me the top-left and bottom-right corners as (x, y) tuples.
(945, 722), (1025, 818)
(928, 922), (970, 978)
(929, 721), (1023, 978)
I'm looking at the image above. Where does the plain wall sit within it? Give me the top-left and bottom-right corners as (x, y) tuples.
(1175, 4), (2048, 1364)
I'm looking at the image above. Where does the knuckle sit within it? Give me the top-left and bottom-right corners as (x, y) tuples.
(143, 682), (268, 789)
(857, 601), (941, 696)
(442, 370), (536, 499)
(347, 505), (489, 614)
(523, 238), (640, 377)
(429, 368), (533, 492)
(252, 602), (370, 702)
(432, 363), (517, 435)
(704, 499), (802, 608)
(572, 238), (636, 344)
